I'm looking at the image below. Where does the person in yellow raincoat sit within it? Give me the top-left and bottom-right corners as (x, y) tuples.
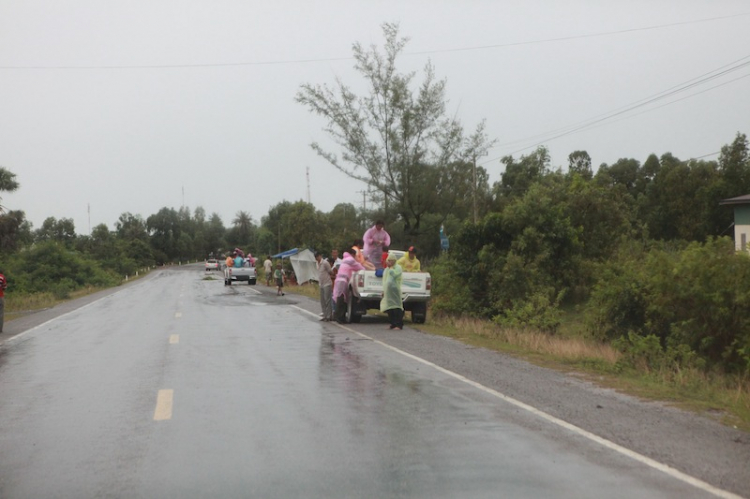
(380, 253), (404, 330)
(396, 246), (421, 272)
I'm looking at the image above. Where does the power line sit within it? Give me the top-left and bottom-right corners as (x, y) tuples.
(482, 54), (750, 163)
(1, 12), (748, 70)
(410, 12), (750, 55)
(497, 54), (750, 148)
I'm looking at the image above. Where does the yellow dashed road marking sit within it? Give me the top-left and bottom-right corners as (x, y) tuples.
(153, 389), (174, 421)
(175, 312), (182, 318)
(169, 334), (179, 344)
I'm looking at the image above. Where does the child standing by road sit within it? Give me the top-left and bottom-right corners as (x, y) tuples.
(274, 263), (285, 296)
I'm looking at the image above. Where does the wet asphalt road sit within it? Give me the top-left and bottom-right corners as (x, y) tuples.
(0, 265), (744, 498)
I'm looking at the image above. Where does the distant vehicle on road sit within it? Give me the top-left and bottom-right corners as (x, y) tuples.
(205, 258), (220, 271)
(223, 261), (257, 285)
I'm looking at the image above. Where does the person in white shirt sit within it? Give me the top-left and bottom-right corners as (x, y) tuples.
(315, 252), (334, 321)
(263, 256), (273, 286)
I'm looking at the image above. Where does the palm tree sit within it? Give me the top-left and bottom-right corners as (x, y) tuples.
(232, 211), (254, 248)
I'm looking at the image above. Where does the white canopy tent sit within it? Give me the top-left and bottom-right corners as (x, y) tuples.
(288, 248), (317, 284)
(271, 248), (318, 284)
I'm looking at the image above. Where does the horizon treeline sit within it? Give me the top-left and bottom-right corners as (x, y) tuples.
(1, 132), (749, 374)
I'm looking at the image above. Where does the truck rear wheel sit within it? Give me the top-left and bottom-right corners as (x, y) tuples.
(348, 295), (363, 323)
(411, 303), (427, 324)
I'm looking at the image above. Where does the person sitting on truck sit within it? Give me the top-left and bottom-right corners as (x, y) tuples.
(363, 220), (390, 271)
(234, 253), (244, 268)
(333, 252), (365, 324)
(224, 253), (235, 286)
(396, 246), (421, 272)
(380, 253), (404, 330)
(352, 239), (375, 270)
(380, 246), (390, 269)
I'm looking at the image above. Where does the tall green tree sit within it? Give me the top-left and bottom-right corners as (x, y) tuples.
(296, 22), (491, 235)
(35, 217), (76, 246)
(0, 210), (29, 253)
(718, 132), (750, 192)
(261, 201), (329, 252)
(493, 146), (551, 205)
(205, 213), (226, 256)
(227, 210), (256, 251)
(147, 207), (180, 262)
(326, 203), (363, 251)
(567, 150), (593, 180)
(0, 166), (19, 212)
(115, 212), (148, 241)
(0, 166), (24, 252)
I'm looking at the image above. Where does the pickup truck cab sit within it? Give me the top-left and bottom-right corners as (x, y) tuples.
(348, 250), (431, 324)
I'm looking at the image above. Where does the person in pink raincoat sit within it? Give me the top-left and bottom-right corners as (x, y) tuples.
(333, 252), (365, 324)
(362, 220), (390, 271)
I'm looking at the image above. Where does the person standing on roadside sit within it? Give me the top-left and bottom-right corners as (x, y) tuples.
(0, 269), (6, 333)
(315, 252), (334, 321)
(380, 254), (404, 330)
(363, 220), (390, 270)
(263, 256), (273, 286)
(333, 252), (365, 324)
(330, 249), (342, 270)
(274, 263), (286, 296)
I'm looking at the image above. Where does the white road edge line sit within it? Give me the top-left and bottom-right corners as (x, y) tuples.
(2, 290), (128, 345)
(291, 304), (743, 499)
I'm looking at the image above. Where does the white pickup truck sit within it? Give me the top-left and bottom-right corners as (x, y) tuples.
(347, 251), (431, 324)
(223, 260), (257, 285)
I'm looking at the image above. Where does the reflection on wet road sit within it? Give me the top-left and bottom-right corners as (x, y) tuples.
(0, 268), (720, 498)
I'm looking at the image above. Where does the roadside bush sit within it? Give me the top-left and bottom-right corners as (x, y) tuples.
(493, 288), (565, 333)
(584, 249), (648, 341)
(645, 238), (750, 372)
(612, 332), (706, 373)
(5, 241), (121, 294)
(586, 237), (750, 373)
(429, 253), (479, 317)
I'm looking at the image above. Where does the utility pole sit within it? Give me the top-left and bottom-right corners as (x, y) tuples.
(473, 154), (478, 224)
(306, 166), (311, 204)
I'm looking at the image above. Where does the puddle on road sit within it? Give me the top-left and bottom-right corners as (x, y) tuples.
(198, 278), (302, 307)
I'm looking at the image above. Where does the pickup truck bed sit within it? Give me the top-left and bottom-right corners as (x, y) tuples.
(348, 269), (431, 323)
(223, 263), (257, 285)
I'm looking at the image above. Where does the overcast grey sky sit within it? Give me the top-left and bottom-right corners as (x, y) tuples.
(1, 1), (749, 234)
